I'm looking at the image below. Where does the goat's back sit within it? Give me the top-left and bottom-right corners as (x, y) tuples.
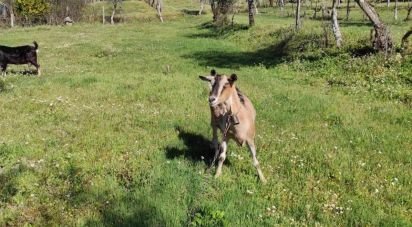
(240, 94), (256, 121)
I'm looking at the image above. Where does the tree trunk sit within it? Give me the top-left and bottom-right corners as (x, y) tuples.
(346, 0), (350, 20)
(211, 1), (218, 21)
(332, 0), (343, 47)
(401, 29), (412, 49)
(156, 0), (164, 22)
(253, 1), (259, 14)
(10, 8), (14, 27)
(280, 0), (284, 11)
(102, 6), (105, 24)
(387, 0), (390, 7)
(2, 5), (7, 18)
(217, 0), (230, 25)
(248, 0), (255, 26)
(269, 0), (274, 7)
(405, 6), (412, 20)
(199, 0), (204, 15)
(394, 0), (398, 20)
(354, 0), (393, 52)
(110, 3), (117, 25)
(5, 2), (16, 28)
(295, 0), (301, 30)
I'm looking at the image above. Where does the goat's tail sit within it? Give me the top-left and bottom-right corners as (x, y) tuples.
(33, 41), (38, 50)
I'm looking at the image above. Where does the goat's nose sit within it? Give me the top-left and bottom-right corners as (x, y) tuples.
(209, 97), (216, 103)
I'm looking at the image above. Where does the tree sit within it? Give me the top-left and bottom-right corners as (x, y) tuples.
(47, 0), (87, 25)
(145, 0), (163, 22)
(401, 28), (412, 50)
(211, 0), (217, 21)
(210, 0), (236, 26)
(394, 0), (398, 20)
(354, 0), (393, 52)
(346, 0), (350, 20)
(155, 0), (163, 22)
(248, 0), (254, 26)
(199, 0), (205, 15)
(332, 0), (343, 47)
(406, 6), (412, 21)
(295, 0), (301, 30)
(278, 0), (284, 11)
(1, 0), (15, 27)
(15, 0), (49, 24)
(108, 0), (121, 24)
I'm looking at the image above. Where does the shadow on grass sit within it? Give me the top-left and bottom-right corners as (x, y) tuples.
(185, 22), (249, 39)
(183, 47), (287, 69)
(0, 165), (26, 204)
(183, 23), (335, 68)
(6, 69), (38, 76)
(181, 9), (203, 15)
(340, 21), (372, 27)
(348, 45), (377, 57)
(87, 195), (165, 226)
(165, 126), (215, 166)
(183, 34), (295, 68)
(62, 163), (165, 226)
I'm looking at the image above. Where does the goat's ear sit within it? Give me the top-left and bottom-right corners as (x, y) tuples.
(199, 75), (212, 82)
(229, 74), (237, 85)
(211, 69), (217, 76)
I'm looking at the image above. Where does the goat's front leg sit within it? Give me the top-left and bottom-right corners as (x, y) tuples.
(1, 64), (7, 76)
(215, 140), (227, 178)
(209, 125), (220, 168)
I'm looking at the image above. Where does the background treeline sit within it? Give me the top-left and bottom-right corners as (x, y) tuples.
(0, 0), (103, 26)
(1, 0), (411, 27)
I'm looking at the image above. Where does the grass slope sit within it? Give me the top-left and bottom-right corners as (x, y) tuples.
(0, 1), (411, 226)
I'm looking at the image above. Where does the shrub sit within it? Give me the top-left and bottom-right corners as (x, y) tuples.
(189, 206), (226, 227)
(15, 0), (49, 25)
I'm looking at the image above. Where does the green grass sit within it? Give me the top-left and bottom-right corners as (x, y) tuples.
(0, 1), (411, 226)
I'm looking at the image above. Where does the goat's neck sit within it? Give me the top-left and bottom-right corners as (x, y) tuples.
(223, 87), (241, 116)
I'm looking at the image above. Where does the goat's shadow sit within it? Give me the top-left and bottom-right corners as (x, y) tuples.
(165, 126), (231, 166)
(5, 69), (38, 76)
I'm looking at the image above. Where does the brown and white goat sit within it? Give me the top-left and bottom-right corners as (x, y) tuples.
(199, 70), (266, 183)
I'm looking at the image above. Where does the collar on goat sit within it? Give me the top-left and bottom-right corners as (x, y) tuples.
(222, 110), (240, 140)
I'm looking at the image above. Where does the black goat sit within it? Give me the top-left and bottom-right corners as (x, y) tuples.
(0, 41), (40, 76)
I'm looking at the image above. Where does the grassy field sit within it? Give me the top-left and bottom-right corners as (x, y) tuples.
(1, 0), (412, 226)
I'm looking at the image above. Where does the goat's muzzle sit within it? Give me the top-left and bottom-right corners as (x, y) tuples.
(209, 96), (218, 107)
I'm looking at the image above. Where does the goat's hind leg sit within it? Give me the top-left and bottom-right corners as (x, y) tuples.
(29, 60), (40, 76)
(247, 139), (267, 184)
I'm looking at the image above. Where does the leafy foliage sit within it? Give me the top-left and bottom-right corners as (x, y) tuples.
(189, 207), (226, 226)
(15, 0), (49, 20)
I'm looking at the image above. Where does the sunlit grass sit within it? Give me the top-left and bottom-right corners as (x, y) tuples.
(0, 1), (411, 226)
